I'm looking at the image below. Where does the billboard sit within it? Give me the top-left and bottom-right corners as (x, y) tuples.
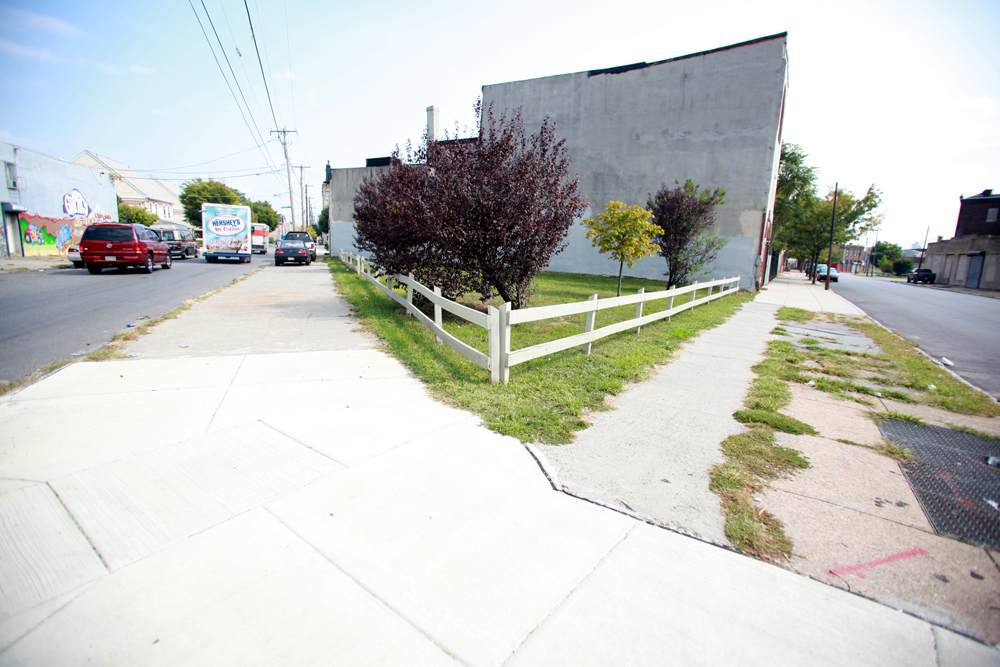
(201, 203), (251, 259)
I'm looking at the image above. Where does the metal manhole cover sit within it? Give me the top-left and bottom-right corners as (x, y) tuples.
(877, 418), (1000, 549)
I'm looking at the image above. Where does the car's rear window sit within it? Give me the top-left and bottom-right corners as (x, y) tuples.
(159, 231), (175, 240)
(82, 226), (134, 241)
(280, 240), (306, 247)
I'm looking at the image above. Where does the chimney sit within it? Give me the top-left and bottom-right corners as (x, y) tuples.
(426, 106), (440, 142)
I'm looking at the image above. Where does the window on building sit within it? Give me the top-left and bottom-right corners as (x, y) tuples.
(4, 162), (17, 189)
(987, 208), (998, 223)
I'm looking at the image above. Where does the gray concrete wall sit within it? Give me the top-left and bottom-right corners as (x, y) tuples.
(482, 34), (787, 289)
(925, 235), (1000, 290)
(326, 166), (387, 224)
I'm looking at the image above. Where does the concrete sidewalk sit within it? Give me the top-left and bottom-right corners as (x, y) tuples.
(756, 270), (868, 315)
(1, 264), (996, 665)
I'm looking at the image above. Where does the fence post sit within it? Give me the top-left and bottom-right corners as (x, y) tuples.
(633, 288), (645, 334)
(487, 306), (500, 384)
(667, 289), (675, 322)
(433, 286), (443, 343)
(690, 281), (698, 308)
(582, 293), (598, 355)
(499, 302), (511, 384)
(405, 272), (414, 317)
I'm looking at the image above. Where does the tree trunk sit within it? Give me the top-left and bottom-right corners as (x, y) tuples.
(617, 261), (624, 297)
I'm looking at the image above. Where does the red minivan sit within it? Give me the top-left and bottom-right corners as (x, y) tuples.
(79, 223), (172, 274)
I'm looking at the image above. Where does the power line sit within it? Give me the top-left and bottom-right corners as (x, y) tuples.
(283, 0), (297, 129)
(199, 0), (271, 157)
(218, 0), (271, 145)
(156, 171), (281, 182)
(187, 0), (280, 184)
(244, 0), (279, 131)
(131, 144), (275, 172)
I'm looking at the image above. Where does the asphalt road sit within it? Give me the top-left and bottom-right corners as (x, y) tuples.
(0, 256), (260, 384)
(829, 272), (1000, 399)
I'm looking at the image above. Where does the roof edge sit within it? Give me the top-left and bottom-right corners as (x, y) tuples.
(482, 32), (787, 89)
(588, 32), (787, 77)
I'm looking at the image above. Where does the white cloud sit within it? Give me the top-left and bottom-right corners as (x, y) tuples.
(0, 37), (68, 63)
(0, 6), (83, 37)
(129, 64), (154, 75)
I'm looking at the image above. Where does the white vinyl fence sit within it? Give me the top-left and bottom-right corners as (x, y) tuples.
(339, 250), (740, 384)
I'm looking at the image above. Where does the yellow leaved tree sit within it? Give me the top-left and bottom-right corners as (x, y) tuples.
(583, 200), (660, 296)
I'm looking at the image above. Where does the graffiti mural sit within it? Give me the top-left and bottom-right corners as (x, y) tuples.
(18, 189), (113, 256)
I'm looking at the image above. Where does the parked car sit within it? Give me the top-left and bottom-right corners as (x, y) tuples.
(274, 239), (311, 266)
(816, 266), (838, 282)
(151, 225), (199, 259)
(79, 223), (172, 274)
(67, 245), (84, 269)
(282, 231), (316, 261)
(906, 268), (936, 284)
(808, 263), (827, 279)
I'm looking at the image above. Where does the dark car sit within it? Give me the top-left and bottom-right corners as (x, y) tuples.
(274, 239), (311, 265)
(906, 268), (936, 284)
(816, 265), (838, 282)
(282, 231), (316, 261)
(152, 225), (199, 259)
(79, 223), (172, 274)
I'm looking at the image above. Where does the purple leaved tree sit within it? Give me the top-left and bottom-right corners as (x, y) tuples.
(648, 180), (728, 289)
(354, 101), (586, 309)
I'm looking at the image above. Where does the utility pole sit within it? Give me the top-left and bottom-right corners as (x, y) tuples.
(294, 165), (310, 230)
(271, 129), (298, 229)
(825, 182), (838, 291)
(305, 184), (310, 228)
(917, 225), (930, 271)
(869, 228), (879, 277)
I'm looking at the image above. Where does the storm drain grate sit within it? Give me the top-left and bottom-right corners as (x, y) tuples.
(877, 418), (1000, 549)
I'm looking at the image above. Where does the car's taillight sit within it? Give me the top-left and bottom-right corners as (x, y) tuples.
(134, 243), (141, 252)
(298, 250), (306, 254)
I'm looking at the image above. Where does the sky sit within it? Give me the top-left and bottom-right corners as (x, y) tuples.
(1, 0), (998, 249)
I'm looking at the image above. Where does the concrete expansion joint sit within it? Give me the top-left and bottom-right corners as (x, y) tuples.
(523, 444), (559, 491)
(259, 505), (470, 666)
(501, 524), (635, 667)
(774, 488), (938, 535)
(255, 419), (348, 468)
(205, 355), (247, 432)
(555, 484), (734, 551)
(45, 480), (109, 571)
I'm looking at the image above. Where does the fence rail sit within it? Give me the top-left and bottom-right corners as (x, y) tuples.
(339, 250), (739, 384)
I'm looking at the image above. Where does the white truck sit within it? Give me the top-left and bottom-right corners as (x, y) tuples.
(250, 223), (270, 255)
(202, 203), (252, 264)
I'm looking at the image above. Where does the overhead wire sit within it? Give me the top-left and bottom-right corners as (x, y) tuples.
(218, 0), (272, 147)
(186, 0), (285, 189)
(243, 0), (280, 132)
(283, 0), (297, 130)
(199, 0), (271, 155)
(129, 143), (276, 172)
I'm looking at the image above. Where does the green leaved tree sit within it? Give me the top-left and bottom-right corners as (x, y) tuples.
(117, 197), (158, 226)
(179, 179), (250, 227)
(250, 200), (280, 231)
(583, 200), (660, 296)
(316, 206), (329, 235)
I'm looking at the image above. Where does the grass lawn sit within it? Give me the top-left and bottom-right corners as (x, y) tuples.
(327, 259), (752, 444)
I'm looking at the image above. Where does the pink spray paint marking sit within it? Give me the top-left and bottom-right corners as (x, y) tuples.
(826, 548), (929, 578)
(939, 470), (974, 507)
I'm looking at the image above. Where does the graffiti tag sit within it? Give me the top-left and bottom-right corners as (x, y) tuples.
(63, 189), (92, 218)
